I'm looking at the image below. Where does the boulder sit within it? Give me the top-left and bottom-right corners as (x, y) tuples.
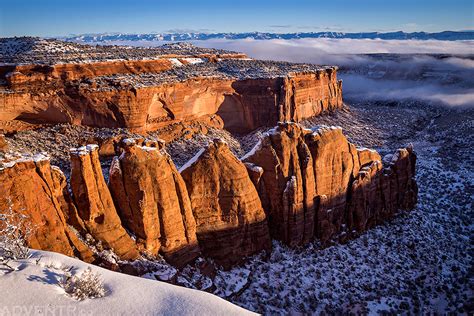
(69, 144), (139, 260)
(108, 139), (200, 267)
(180, 139), (271, 268)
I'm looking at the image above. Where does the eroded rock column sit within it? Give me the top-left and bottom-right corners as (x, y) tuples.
(180, 139), (271, 268)
(242, 122), (316, 246)
(108, 139), (200, 267)
(70, 145), (139, 260)
(0, 155), (94, 262)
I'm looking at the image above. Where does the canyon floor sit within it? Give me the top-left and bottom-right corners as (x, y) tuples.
(225, 99), (473, 314)
(3, 98), (473, 314)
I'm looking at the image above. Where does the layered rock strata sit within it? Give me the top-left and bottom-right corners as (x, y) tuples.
(0, 155), (94, 262)
(0, 122), (417, 269)
(180, 140), (271, 268)
(243, 122), (417, 245)
(69, 144), (139, 260)
(108, 139), (200, 267)
(0, 39), (342, 134)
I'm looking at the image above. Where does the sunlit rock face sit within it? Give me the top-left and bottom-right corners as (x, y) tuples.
(244, 122), (418, 245)
(0, 155), (94, 262)
(69, 144), (139, 261)
(180, 139), (271, 268)
(0, 38), (342, 134)
(108, 139), (200, 267)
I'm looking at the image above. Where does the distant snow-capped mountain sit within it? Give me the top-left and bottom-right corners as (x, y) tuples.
(64, 31), (474, 43)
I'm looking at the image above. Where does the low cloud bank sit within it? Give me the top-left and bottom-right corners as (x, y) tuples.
(342, 74), (474, 107)
(190, 38), (473, 59)
(191, 39), (474, 107)
(106, 38), (474, 107)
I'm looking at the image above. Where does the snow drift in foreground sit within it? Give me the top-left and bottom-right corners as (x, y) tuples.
(0, 250), (253, 316)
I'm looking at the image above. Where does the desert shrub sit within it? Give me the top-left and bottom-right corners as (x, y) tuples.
(60, 267), (106, 300)
(0, 205), (32, 261)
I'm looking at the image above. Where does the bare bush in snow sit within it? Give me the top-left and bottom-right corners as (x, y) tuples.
(0, 204), (32, 266)
(60, 267), (106, 300)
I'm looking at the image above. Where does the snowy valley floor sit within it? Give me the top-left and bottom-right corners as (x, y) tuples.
(2, 100), (473, 314)
(220, 100), (473, 314)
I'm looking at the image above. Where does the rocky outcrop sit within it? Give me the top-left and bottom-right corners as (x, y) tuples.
(0, 155), (94, 262)
(1, 42), (342, 135)
(180, 140), (271, 268)
(244, 123), (418, 245)
(4, 59), (174, 87)
(0, 71), (342, 133)
(108, 139), (199, 267)
(304, 126), (360, 242)
(242, 123), (316, 246)
(69, 145), (139, 260)
(0, 122), (417, 269)
(347, 147), (418, 233)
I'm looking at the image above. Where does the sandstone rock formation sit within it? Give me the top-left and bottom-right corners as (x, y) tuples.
(108, 139), (200, 267)
(0, 70), (342, 134)
(180, 140), (271, 268)
(244, 123), (418, 245)
(0, 155), (94, 262)
(242, 123), (316, 246)
(0, 38), (342, 134)
(69, 145), (139, 260)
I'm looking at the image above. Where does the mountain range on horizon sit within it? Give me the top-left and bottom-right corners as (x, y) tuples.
(64, 30), (474, 42)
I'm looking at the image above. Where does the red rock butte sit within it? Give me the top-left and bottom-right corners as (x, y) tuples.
(0, 38), (417, 271)
(0, 37), (342, 134)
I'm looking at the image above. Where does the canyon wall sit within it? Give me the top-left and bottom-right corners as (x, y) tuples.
(0, 123), (417, 269)
(243, 123), (418, 245)
(0, 65), (342, 133)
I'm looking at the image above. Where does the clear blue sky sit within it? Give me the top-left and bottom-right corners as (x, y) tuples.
(0, 0), (472, 37)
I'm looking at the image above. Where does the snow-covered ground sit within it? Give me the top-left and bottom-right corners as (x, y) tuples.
(217, 100), (473, 314)
(0, 250), (254, 315)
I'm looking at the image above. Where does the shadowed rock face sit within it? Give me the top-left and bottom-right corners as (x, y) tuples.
(242, 123), (316, 246)
(69, 145), (139, 260)
(0, 122), (417, 269)
(347, 147), (418, 233)
(0, 157), (94, 262)
(244, 122), (418, 245)
(180, 140), (271, 268)
(108, 139), (200, 267)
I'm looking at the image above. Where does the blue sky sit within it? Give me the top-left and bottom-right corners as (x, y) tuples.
(0, 0), (472, 37)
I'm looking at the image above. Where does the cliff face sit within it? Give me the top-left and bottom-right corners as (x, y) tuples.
(244, 123), (418, 245)
(0, 65), (342, 133)
(69, 145), (139, 260)
(180, 140), (271, 268)
(242, 123), (316, 246)
(0, 156), (94, 262)
(0, 123), (417, 269)
(108, 139), (200, 267)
